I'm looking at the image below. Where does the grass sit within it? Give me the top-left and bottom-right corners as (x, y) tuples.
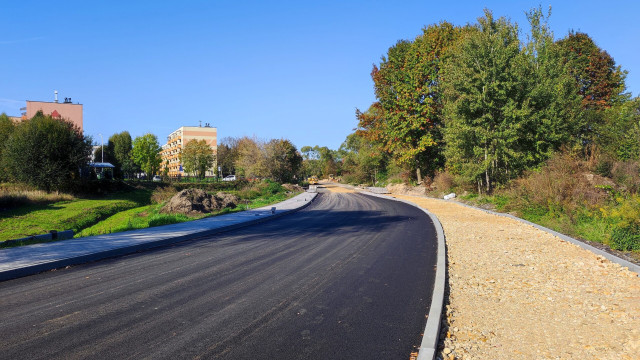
(0, 180), (301, 243)
(0, 188), (152, 243)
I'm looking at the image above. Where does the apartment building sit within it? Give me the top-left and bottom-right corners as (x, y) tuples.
(25, 91), (83, 132)
(160, 124), (217, 177)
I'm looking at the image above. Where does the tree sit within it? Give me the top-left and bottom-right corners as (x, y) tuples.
(442, 11), (529, 192)
(339, 131), (389, 185)
(556, 31), (627, 111)
(132, 133), (162, 178)
(0, 114), (15, 181)
(217, 136), (239, 176)
(111, 131), (133, 179)
(235, 136), (266, 178)
(3, 112), (92, 192)
(181, 139), (215, 179)
(369, 22), (466, 181)
(264, 139), (302, 183)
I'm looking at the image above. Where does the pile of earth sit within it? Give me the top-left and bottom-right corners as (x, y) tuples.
(385, 183), (428, 196)
(282, 183), (304, 193)
(161, 189), (239, 216)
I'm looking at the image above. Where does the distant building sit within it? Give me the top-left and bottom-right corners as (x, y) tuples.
(13, 91), (83, 132)
(160, 124), (217, 177)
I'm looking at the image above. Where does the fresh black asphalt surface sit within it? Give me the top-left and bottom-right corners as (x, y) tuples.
(0, 189), (438, 359)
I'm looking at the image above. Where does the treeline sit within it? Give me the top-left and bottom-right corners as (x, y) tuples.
(217, 136), (302, 183)
(315, 8), (637, 193)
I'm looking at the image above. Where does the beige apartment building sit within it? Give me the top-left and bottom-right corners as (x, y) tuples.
(161, 125), (217, 177)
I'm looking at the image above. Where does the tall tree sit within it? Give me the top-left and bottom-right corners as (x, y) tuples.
(3, 112), (92, 192)
(556, 31), (627, 111)
(181, 139), (215, 179)
(370, 22), (465, 181)
(110, 131), (133, 179)
(442, 11), (528, 192)
(0, 114), (15, 181)
(217, 136), (239, 177)
(521, 6), (584, 160)
(235, 136), (266, 178)
(132, 133), (162, 178)
(264, 139), (302, 183)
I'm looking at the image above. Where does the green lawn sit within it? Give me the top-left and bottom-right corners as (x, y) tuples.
(0, 189), (152, 242)
(1, 181), (299, 244)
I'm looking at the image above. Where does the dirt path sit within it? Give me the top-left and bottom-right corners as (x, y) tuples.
(389, 194), (640, 360)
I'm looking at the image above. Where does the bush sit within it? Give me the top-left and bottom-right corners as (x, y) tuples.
(610, 161), (640, 193)
(432, 171), (455, 193)
(610, 225), (640, 251)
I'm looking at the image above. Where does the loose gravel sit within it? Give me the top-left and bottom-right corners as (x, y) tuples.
(390, 194), (640, 360)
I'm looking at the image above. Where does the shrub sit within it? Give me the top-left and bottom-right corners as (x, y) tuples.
(610, 225), (640, 251)
(610, 161), (640, 193)
(432, 171), (455, 193)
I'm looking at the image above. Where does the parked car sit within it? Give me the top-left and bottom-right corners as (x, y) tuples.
(222, 175), (237, 182)
(152, 175), (162, 182)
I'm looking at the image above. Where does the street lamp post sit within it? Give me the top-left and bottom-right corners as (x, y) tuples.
(98, 133), (104, 163)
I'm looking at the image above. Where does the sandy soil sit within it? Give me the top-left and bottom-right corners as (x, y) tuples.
(388, 194), (640, 360)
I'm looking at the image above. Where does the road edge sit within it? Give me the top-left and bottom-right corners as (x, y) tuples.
(0, 192), (319, 282)
(357, 190), (446, 360)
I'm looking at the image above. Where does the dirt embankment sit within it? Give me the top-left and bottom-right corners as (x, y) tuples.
(391, 194), (640, 360)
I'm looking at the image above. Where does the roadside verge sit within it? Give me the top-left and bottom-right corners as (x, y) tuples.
(0, 192), (318, 282)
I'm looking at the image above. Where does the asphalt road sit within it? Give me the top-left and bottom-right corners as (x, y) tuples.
(0, 190), (438, 360)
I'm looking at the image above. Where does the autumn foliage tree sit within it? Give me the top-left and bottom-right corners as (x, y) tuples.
(181, 139), (215, 179)
(367, 22), (466, 181)
(556, 31), (627, 111)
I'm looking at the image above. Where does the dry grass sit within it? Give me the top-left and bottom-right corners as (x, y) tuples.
(0, 188), (75, 209)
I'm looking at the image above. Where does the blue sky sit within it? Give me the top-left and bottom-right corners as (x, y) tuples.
(2, 1), (638, 150)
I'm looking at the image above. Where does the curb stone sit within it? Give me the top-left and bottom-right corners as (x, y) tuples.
(0, 192), (318, 282)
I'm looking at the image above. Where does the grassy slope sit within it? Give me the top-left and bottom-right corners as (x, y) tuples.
(73, 184), (295, 238)
(0, 189), (152, 242)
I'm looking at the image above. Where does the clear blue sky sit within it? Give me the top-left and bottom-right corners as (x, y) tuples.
(2, 1), (638, 150)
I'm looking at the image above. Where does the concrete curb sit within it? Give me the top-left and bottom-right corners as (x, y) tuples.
(354, 190), (446, 360)
(0, 192), (318, 282)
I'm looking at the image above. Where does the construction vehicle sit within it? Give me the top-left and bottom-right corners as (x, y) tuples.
(308, 176), (319, 185)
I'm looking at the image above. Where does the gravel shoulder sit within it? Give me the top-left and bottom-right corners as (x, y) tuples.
(390, 194), (640, 360)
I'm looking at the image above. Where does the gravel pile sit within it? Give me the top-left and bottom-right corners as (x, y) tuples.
(392, 194), (640, 360)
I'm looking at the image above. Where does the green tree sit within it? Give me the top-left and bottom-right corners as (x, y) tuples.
(181, 139), (215, 179)
(110, 131), (133, 179)
(3, 112), (92, 192)
(598, 97), (640, 160)
(442, 11), (529, 192)
(339, 131), (389, 185)
(521, 7), (584, 161)
(264, 139), (302, 183)
(132, 133), (162, 178)
(217, 136), (239, 176)
(370, 22), (465, 181)
(0, 114), (16, 181)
